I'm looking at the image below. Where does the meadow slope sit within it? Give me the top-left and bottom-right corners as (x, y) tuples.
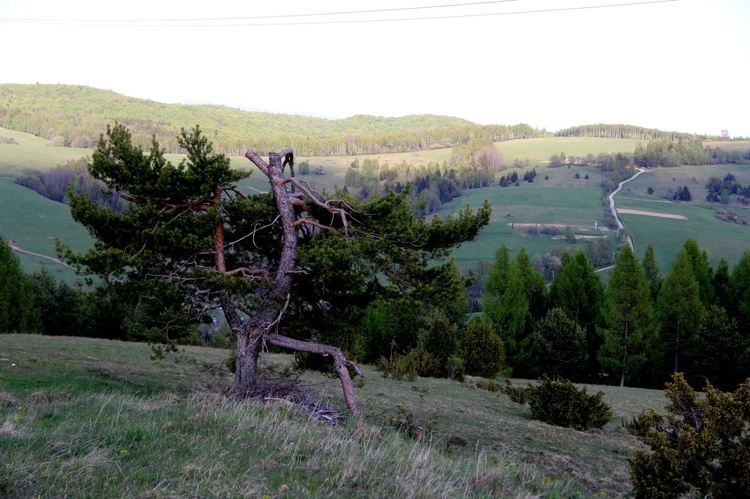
(0, 334), (667, 497)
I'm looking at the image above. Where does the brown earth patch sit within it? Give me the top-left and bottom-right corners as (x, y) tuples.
(616, 209), (687, 220)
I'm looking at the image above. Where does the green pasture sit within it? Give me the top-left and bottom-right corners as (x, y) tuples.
(443, 183), (608, 270)
(614, 166), (750, 272)
(4, 125), (750, 278)
(619, 163), (750, 203)
(0, 334), (665, 497)
(495, 136), (643, 164)
(618, 205), (750, 272)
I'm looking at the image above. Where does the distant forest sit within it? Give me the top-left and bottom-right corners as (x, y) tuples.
(555, 124), (739, 141)
(0, 84), (541, 156)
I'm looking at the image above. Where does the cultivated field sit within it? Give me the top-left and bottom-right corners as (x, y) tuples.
(0, 334), (666, 497)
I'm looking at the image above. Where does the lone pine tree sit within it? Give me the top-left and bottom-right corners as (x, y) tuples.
(65, 123), (490, 418)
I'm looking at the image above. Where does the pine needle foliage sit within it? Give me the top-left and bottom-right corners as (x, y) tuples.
(627, 373), (750, 498)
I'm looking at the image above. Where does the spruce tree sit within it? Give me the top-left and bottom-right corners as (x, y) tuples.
(525, 308), (586, 381)
(682, 239), (716, 306)
(728, 250), (750, 334)
(482, 245), (528, 361)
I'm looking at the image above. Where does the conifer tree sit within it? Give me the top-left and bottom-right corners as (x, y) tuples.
(682, 239), (715, 306)
(482, 245), (528, 360)
(712, 257), (731, 310)
(525, 308), (586, 381)
(657, 249), (704, 375)
(549, 251), (604, 378)
(728, 250), (750, 334)
(599, 246), (655, 387)
(66, 123), (491, 418)
(0, 238), (41, 333)
(689, 305), (748, 390)
(641, 244), (661, 302)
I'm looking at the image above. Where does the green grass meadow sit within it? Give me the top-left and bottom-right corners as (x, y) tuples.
(1, 334), (664, 497)
(3, 126), (750, 278)
(615, 165), (750, 271)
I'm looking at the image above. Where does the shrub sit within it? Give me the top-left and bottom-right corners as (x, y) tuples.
(461, 319), (505, 379)
(627, 373), (750, 498)
(420, 311), (460, 378)
(378, 349), (439, 381)
(528, 376), (611, 430)
(504, 380), (529, 404)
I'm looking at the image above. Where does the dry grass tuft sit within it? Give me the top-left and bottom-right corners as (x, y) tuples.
(0, 391), (18, 407)
(24, 391), (49, 405)
(51, 392), (70, 403)
(0, 420), (24, 437)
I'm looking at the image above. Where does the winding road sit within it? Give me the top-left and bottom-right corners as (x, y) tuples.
(608, 168), (648, 252)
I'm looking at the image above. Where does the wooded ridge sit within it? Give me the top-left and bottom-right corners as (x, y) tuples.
(0, 83), (540, 156)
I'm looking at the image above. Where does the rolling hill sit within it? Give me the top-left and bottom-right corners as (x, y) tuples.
(0, 83), (538, 157)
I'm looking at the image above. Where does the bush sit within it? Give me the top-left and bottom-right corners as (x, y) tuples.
(504, 380), (529, 404)
(627, 373), (750, 498)
(378, 349), (433, 381)
(461, 319), (505, 379)
(420, 311), (460, 378)
(528, 376), (611, 430)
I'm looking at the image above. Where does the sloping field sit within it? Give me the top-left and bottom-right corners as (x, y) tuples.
(613, 166), (750, 271)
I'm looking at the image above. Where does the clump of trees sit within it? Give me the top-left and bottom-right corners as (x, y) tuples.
(344, 154), (493, 213)
(0, 238), (40, 333)
(474, 238), (750, 389)
(705, 172), (750, 204)
(14, 158), (127, 212)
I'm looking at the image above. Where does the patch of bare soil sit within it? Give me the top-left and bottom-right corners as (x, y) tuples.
(616, 209), (687, 220)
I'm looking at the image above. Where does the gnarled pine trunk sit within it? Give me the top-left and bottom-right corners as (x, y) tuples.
(223, 148), (362, 419)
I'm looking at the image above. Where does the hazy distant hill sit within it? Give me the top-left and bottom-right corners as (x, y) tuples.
(0, 83), (540, 156)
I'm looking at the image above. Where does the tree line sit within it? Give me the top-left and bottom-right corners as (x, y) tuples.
(14, 158), (127, 212)
(343, 139), (507, 213)
(555, 123), (739, 141)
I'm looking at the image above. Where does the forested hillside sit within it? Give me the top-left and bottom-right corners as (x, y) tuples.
(0, 83), (541, 156)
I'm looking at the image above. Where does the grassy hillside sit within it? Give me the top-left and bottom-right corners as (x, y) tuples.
(1, 334), (665, 497)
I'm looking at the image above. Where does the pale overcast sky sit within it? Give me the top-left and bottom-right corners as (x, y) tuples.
(1, 0), (748, 137)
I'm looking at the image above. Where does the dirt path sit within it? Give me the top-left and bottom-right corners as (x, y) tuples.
(609, 169), (648, 252)
(6, 241), (73, 268)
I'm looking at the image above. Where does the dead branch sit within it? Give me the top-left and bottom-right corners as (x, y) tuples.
(266, 333), (363, 419)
